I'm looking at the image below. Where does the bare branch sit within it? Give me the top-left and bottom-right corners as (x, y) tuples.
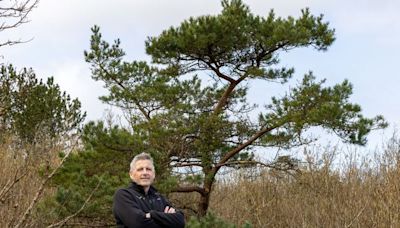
(215, 125), (278, 170)
(0, 0), (39, 48)
(345, 205), (366, 228)
(218, 160), (300, 174)
(172, 186), (206, 196)
(172, 163), (203, 168)
(14, 140), (78, 228)
(0, 168), (28, 202)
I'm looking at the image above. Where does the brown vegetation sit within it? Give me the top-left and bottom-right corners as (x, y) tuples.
(0, 136), (58, 227)
(0, 135), (82, 228)
(3, 134), (400, 227)
(208, 139), (400, 227)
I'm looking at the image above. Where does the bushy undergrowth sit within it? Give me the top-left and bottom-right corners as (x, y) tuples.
(0, 136), (61, 227)
(207, 138), (400, 227)
(2, 135), (400, 227)
(186, 212), (252, 228)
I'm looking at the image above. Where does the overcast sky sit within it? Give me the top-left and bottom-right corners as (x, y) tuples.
(2, 0), (400, 150)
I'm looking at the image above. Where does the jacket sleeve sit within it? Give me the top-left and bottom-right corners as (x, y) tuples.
(150, 209), (185, 228)
(113, 189), (161, 228)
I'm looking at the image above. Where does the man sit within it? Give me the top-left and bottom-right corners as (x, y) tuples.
(113, 153), (185, 228)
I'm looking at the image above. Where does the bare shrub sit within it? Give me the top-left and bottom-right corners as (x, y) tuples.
(208, 139), (400, 227)
(0, 134), (83, 227)
(0, 135), (59, 227)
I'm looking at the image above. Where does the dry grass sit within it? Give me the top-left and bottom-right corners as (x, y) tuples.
(209, 139), (400, 227)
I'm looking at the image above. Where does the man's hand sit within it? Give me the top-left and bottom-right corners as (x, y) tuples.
(164, 206), (176, 213)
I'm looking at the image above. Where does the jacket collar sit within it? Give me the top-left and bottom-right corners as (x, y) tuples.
(130, 182), (157, 196)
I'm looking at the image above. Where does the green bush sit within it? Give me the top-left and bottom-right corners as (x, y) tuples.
(187, 212), (252, 228)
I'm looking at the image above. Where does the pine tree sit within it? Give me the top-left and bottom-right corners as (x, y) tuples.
(72, 0), (387, 218)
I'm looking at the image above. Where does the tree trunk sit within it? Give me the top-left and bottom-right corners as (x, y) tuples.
(197, 189), (210, 217)
(197, 173), (215, 217)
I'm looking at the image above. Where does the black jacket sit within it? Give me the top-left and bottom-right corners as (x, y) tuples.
(113, 182), (185, 228)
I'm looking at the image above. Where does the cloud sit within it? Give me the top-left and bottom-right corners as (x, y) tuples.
(50, 60), (108, 122)
(2, 0), (400, 128)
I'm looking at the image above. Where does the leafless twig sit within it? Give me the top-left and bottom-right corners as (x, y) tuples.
(14, 140), (77, 228)
(0, 168), (28, 202)
(0, 0), (39, 48)
(345, 205), (366, 228)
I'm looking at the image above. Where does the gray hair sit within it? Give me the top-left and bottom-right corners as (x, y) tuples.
(129, 152), (154, 172)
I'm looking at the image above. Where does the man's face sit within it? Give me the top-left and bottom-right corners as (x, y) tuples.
(129, 159), (155, 188)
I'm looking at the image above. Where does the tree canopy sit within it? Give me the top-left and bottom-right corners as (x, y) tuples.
(52, 0), (387, 219)
(0, 65), (85, 144)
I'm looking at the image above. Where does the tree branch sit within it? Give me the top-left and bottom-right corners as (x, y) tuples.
(0, 0), (39, 48)
(218, 160), (300, 173)
(0, 168), (28, 203)
(172, 186), (206, 196)
(46, 178), (102, 228)
(215, 125), (279, 170)
(213, 81), (238, 114)
(14, 140), (78, 228)
(171, 162), (203, 168)
(203, 60), (235, 83)
(97, 62), (151, 121)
